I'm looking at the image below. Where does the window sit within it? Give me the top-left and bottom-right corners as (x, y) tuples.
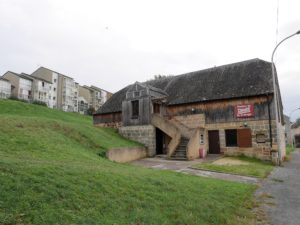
(225, 129), (252, 148)
(131, 100), (139, 118)
(54, 88), (56, 91)
(225, 129), (237, 147)
(53, 97), (56, 100)
(54, 79), (57, 83)
(153, 103), (160, 114)
(42, 82), (45, 87)
(134, 91), (140, 97)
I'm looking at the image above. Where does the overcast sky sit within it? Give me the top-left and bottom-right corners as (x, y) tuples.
(0, 0), (299, 120)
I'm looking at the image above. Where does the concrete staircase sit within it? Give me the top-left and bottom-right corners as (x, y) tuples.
(170, 137), (189, 160)
(151, 114), (191, 160)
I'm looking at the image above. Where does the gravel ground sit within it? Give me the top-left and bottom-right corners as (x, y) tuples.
(256, 149), (300, 225)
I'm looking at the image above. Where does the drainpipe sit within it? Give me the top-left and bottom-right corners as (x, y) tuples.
(266, 94), (273, 147)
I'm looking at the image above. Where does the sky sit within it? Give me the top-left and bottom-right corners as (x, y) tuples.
(0, 0), (299, 120)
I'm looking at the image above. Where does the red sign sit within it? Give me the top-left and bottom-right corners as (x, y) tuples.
(235, 104), (254, 118)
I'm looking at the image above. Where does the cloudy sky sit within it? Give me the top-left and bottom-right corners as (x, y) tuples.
(0, 0), (299, 120)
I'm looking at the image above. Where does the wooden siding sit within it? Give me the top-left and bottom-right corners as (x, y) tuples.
(166, 95), (274, 124)
(93, 112), (122, 124)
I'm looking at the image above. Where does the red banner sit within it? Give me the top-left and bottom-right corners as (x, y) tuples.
(235, 104), (254, 118)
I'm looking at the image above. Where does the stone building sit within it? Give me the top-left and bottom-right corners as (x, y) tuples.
(93, 58), (286, 161)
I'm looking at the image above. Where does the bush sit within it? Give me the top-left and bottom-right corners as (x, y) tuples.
(32, 100), (47, 107)
(87, 106), (96, 115)
(8, 96), (28, 103)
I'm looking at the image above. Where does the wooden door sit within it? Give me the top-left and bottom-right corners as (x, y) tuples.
(208, 130), (220, 154)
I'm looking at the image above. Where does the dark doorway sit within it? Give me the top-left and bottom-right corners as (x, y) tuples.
(156, 128), (164, 154)
(208, 130), (220, 154)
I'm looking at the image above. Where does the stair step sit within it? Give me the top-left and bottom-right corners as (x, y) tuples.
(170, 157), (187, 160)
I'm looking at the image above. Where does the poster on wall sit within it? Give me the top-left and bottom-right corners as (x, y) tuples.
(235, 104), (254, 118)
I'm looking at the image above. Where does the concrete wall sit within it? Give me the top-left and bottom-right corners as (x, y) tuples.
(119, 125), (156, 156)
(2, 72), (20, 97)
(106, 147), (147, 163)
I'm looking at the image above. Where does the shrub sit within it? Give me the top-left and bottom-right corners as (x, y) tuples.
(32, 100), (47, 107)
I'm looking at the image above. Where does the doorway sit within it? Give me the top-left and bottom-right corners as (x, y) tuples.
(156, 128), (164, 155)
(208, 130), (220, 154)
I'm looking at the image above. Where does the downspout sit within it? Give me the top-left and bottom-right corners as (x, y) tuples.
(267, 94), (273, 148)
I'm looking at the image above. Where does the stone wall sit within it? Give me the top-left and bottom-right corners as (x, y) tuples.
(119, 125), (156, 156)
(94, 122), (122, 129)
(205, 119), (277, 160)
(173, 114), (205, 129)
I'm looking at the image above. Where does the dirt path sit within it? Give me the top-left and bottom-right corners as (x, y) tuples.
(256, 149), (300, 225)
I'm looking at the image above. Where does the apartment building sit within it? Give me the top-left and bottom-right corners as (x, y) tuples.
(31, 67), (78, 112)
(21, 73), (53, 106)
(79, 85), (112, 112)
(2, 71), (33, 101)
(0, 77), (12, 99)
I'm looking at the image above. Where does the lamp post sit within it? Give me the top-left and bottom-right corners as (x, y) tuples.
(289, 108), (300, 148)
(271, 30), (300, 164)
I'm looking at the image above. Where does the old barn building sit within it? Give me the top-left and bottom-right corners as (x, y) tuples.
(93, 59), (286, 161)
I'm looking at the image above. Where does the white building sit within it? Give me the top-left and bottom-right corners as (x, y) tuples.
(2, 71), (33, 101)
(0, 77), (12, 99)
(31, 67), (78, 112)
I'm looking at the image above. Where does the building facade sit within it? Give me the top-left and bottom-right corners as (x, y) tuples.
(0, 77), (12, 99)
(79, 85), (112, 113)
(3, 71), (33, 101)
(93, 59), (286, 161)
(31, 67), (78, 112)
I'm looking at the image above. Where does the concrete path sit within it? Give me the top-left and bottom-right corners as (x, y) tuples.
(256, 149), (300, 225)
(131, 155), (259, 184)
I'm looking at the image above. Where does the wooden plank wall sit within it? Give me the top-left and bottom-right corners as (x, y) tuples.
(166, 95), (274, 124)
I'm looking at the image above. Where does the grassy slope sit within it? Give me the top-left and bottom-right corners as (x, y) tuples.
(0, 100), (256, 225)
(194, 156), (273, 178)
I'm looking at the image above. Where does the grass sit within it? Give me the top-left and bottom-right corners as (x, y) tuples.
(0, 100), (257, 225)
(193, 156), (274, 178)
(286, 145), (295, 155)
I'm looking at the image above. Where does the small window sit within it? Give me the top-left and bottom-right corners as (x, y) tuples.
(131, 100), (139, 119)
(54, 88), (56, 91)
(42, 82), (45, 87)
(53, 97), (56, 100)
(153, 103), (160, 114)
(225, 129), (237, 147)
(54, 79), (57, 83)
(134, 91), (140, 97)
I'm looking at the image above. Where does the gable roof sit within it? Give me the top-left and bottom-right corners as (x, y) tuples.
(96, 58), (274, 114)
(32, 67), (74, 80)
(21, 73), (53, 84)
(3, 71), (34, 81)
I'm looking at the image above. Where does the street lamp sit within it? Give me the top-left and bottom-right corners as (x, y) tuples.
(271, 30), (300, 164)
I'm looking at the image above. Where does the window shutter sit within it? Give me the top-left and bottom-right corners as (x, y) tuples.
(238, 129), (252, 147)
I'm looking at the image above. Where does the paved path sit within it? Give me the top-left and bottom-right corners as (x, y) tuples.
(256, 149), (300, 225)
(131, 156), (259, 184)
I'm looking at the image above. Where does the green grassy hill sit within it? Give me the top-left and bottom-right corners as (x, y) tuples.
(0, 100), (256, 225)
